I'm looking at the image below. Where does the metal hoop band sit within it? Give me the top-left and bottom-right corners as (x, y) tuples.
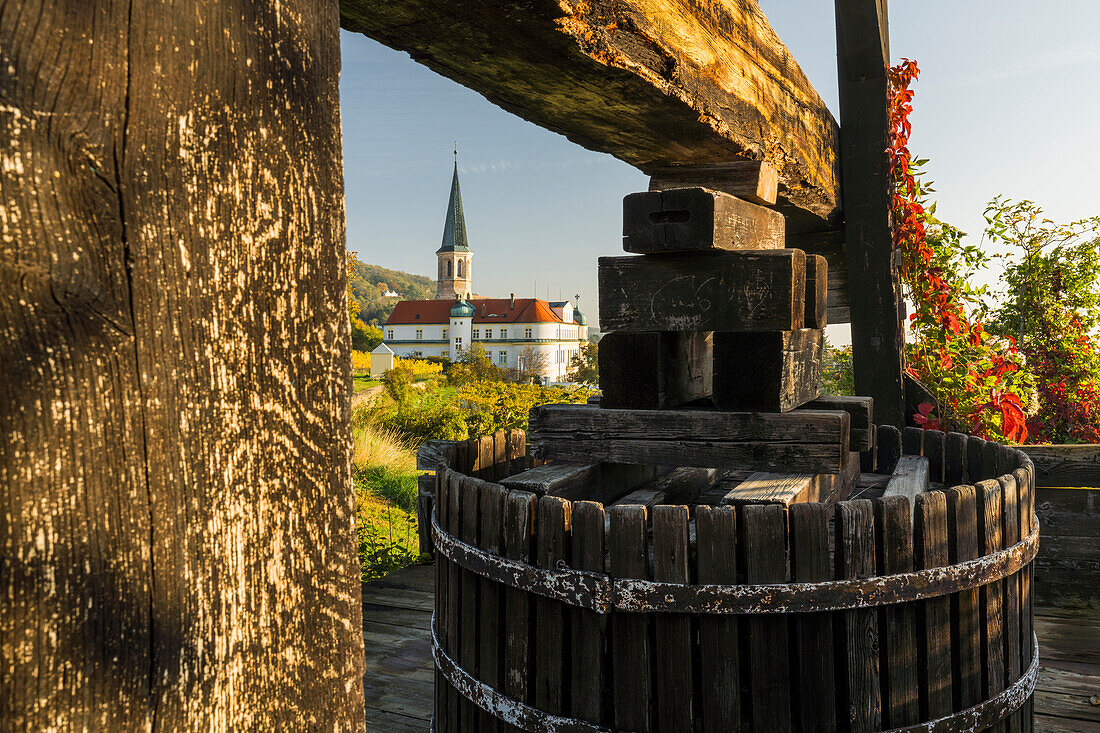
(432, 510), (1039, 614)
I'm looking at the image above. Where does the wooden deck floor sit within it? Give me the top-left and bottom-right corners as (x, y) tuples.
(363, 563), (1100, 732)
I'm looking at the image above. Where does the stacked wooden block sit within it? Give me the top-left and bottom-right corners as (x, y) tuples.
(599, 183), (828, 412)
(523, 165), (873, 508)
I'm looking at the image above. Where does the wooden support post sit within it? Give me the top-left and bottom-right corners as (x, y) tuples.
(835, 0), (906, 427)
(649, 161), (779, 206)
(0, 1), (364, 727)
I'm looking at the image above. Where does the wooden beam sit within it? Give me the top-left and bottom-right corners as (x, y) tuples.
(623, 187), (784, 254)
(835, 0), (905, 425)
(599, 250), (806, 333)
(341, 0), (840, 229)
(712, 329), (823, 412)
(884, 455), (931, 512)
(1019, 445), (1100, 488)
(599, 331), (713, 410)
(649, 161), (778, 206)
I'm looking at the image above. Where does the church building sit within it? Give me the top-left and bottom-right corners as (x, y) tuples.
(382, 161), (588, 383)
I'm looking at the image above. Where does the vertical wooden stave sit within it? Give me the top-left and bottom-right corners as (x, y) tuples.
(924, 430), (946, 485)
(534, 495), (572, 718)
(945, 432), (968, 486)
(874, 495), (919, 728)
(478, 435), (495, 480)
(609, 505), (651, 732)
(435, 469), (451, 730)
(877, 424), (902, 474)
(478, 483), (506, 733)
(506, 428), (526, 477)
(835, 499), (882, 731)
(445, 471), (464, 732)
(459, 477), (482, 731)
(967, 437), (985, 484)
(742, 503), (793, 732)
(914, 491), (953, 721)
(493, 430), (508, 482)
(652, 505), (694, 731)
(789, 502), (836, 732)
(1013, 466), (1035, 733)
(999, 473), (1022, 733)
(570, 501), (607, 726)
(502, 490), (536, 732)
(860, 424), (878, 473)
(695, 505), (741, 733)
(976, 479), (1006, 733)
(902, 426), (924, 458)
(946, 485), (982, 712)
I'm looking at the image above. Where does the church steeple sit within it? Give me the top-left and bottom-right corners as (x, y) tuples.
(436, 151), (473, 299)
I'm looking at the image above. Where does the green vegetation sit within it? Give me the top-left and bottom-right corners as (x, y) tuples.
(351, 349), (595, 580)
(347, 253), (435, 350)
(822, 339), (854, 397)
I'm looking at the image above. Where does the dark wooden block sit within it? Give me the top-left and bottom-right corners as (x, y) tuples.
(623, 187), (784, 253)
(712, 328), (822, 412)
(805, 253), (828, 329)
(648, 160), (779, 206)
(598, 330), (711, 409)
(529, 404), (849, 474)
(598, 249), (806, 333)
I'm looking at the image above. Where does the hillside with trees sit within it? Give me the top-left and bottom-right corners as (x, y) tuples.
(348, 253), (435, 350)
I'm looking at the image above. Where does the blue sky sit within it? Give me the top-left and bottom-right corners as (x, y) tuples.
(340, 1), (1100, 340)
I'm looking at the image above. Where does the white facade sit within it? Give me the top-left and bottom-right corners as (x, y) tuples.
(383, 316), (587, 383)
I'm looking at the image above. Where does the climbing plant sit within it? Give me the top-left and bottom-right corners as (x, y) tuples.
(887, 60), (1033, 443)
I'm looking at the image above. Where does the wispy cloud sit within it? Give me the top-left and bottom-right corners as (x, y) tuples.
(926, 42), (1100, 91)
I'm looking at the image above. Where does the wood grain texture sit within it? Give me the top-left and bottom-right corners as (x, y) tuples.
(341, 0), (840, 230)
(712, 328), (823, 412)
(651, 506), (693, 731)
(649, 161), (778, 206)
(788, 502), (836, 731)
(914, 491), (953, 720)
(835, 0), (906, 427)
(874, 496), (919, 728)
(608, 505), (650, 732)
(884, 456), (931, 510)
(570, 501), (606, 725)
(0, 1), (364, 728)
(742, 504), (792, 732)
(534, 496), (571, 717)
(502, 490), (536, 713)
(789, 228), (850, 323)
(598, 250), (806, 332)
(597, 330), (712, 409)
(805, 253), (829, 330)
(609, 467), (718, 507)
(694, 506), (741, 732)
(719, 472), (815, 506)
(835, 499), (882, 731)
(1019, 444), (1100, 488)
(947, 484), (983, 710)
(623, 187), (784, 253)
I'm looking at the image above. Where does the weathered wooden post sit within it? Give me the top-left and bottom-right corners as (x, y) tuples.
(1, 2), (365, 729)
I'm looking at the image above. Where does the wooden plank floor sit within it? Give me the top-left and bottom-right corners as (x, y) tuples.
(362, 563), (1100, 732)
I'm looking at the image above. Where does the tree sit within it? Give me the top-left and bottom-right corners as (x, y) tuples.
(516, 345), (551, 384)
(352, 321), (383, 352)
(1, 2), (364, 728)
(567, 340), (599, 384)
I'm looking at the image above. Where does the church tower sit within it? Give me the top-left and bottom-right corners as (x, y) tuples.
(436, 159), (473, 300)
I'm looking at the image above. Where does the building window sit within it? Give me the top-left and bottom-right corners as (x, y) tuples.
(441, 350), (449, 358)
(458, 260), (465, 278)
(485, 328), (492, 339)
(386, 329), (393, 340)
(443, 328), (448, 339)
(472, 328), (479, 339)
(447, 260), (453, 277)
(525, 327), (532, 339)
(415, 329), (423, 340)
(499, 351), (507, 365)
(455, 337), (463, 350)
(413, 350), (422, 357)
(500, 328), (507, 339)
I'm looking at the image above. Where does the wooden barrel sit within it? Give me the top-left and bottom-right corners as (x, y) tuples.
(425, 428), (1038, 732)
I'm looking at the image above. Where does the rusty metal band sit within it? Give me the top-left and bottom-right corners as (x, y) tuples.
(430, 613), (615, 733)
(432, 610), (1038, 733)
(433, 509), (1039, 614)
(884, 634), (1039, 732)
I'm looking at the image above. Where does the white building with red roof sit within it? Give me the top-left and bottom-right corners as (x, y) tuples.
(382, 162), (588, 382)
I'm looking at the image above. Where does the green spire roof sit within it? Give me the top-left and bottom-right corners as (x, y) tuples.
(437, 162), (470, 253)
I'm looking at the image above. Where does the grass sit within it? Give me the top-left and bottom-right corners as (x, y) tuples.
(353, 374), (381, 392)
(351, 419), (424, 581)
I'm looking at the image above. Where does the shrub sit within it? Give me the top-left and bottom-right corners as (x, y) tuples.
(351, 349), (371, 372)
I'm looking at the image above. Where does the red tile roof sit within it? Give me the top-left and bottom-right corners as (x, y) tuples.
(385, 298), (569, 325)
